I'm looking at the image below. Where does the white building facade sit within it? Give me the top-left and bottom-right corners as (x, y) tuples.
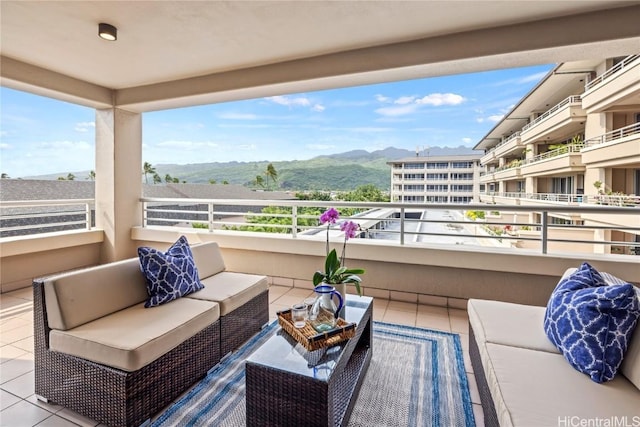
(388, 154), (482, 203)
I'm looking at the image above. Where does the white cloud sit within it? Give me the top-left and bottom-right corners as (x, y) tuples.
(375, 104), (420, 117)
(265, 95), (311, 108)
(488, 114), (504, 122)
(74, 121), (95, 132)
(462, 137), (473, 144)
(394, 96), (416, 105)
(416, 93), (465, 106)
(348, 127), (392, 133)
(218, 113), (258, 120)
(312, 104), (325, 112)
(0, 142), (11, 149)
(375, 94), (391, 103)
(476, 118), (485, 123)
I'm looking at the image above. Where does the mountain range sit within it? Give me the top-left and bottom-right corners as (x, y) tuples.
(26, 146), (481, 191)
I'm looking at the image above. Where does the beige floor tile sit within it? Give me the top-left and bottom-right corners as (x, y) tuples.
(37, 414), (83, 427)
(417, 304), (448, 316)
(282, 287), (315, 299)
(448, 308), (469, 319)
(25, 394), (63, 414)
(382, 309), (416, 326)
(386, 300), (417, 313)
(2, 370), (35, 399)
(463, 350), (474, 374)
(372, 298), (388, 311)
(0, 295), (28, 310)
(450, 315), (469, 334)
(271, 294), (308, 308)
(56, 407), (100, 426)
(415, 314), (451, 332)
(0, 324), (34, 346)
(0, 389), (21, 410)
(0, 354), (34, 384)
(11, 336), (34, 353)
(0, 316), (30, 332)
(473, 403), (485, 427)
(0, 399), (51, 426)
(1, 344), (28, 363)
(467, 372), (481, 405)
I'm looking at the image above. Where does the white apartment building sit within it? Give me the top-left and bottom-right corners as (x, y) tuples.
(388, 154), (482, 203)
(474, 55), (640, 255)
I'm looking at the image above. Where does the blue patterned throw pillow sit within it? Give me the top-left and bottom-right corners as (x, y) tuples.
(138, 236), (204, 308)
(543, 262), (640, 383)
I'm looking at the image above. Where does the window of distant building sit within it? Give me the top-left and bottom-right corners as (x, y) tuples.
(427, 162), (449, 169)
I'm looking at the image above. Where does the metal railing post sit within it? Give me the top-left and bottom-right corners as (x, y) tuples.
(142, 201), (147, 227)
(85, 203), (91, 230)
(291, 205), (298, 238)
(541, 211), (549, 254)
(400, 207), (405, 245)
(208, 203), (214, 232)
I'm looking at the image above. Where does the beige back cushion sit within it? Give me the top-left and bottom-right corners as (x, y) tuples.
(44, 258), (149, 331)
(191, 242), (226, 279)
(619, 286), (640, 390)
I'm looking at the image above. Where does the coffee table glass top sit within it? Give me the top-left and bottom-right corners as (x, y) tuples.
(246, 294), (373, 380)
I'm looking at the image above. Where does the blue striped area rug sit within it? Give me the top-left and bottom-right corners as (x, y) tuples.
(153, 321), (475, 427)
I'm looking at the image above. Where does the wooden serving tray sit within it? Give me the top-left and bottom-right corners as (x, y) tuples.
(277, 309), (356, 351)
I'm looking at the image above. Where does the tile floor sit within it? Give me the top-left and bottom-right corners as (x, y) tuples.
(1, 285), (485, 426)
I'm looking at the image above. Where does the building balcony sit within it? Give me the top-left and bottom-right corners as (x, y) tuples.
(520, 144), (585, 177)
(494, 132), (523, 158)
(480, 149), (496, 166)
(582, 55), (640, 113)
(582, 122), (640, 166)
(520, 96), (586, 144)
(493, 164), (522, 180)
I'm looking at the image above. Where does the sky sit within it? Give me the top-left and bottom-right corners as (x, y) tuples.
(0, 63), (554, 178)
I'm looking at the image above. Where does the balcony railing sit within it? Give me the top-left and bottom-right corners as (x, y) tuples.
(485, 192), (640, 207)
(0, 199), (94, 238)
(584, 122), (640, 147)
(585, 55), (640, 90)
(521, 96), (582, 133)
(139, 198), (639, 255)
(522, 143), (584, 166)
(495, 131), (522, 148)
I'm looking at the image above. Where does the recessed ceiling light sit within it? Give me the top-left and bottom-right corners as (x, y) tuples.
(98, 23), (117, 41)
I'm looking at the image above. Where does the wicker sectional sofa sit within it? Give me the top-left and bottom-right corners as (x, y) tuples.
(33, 241), (268, 427)
(468, 270), (640, 427)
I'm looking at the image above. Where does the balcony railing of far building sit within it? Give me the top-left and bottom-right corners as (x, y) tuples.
(584, 54), (640, 91)
(521, 95), (582, 133)
(584, 122), (640, 147)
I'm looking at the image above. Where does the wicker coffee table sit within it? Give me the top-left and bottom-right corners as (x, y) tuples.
(246, 294), (373, 426)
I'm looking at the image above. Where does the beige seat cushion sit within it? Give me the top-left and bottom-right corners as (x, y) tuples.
(191, 242), (226, 279)
(485, 343), (640, 427)
(44, 258), (149, 331)
(187, 272), (268, 315)
(467, 299), (559, 353)
(50, 298), (220, 372)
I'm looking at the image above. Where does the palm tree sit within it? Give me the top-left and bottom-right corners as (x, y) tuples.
(264, 163), (278, 190)
(255, 175), (265, 188)
(164, 174), (173, 183)
(66, 173), (75, 181)
(143, 162), (156, 184)
(1, 173), (9, 179)
(87, 170), (96, 181)
(153, 173), (162, 184)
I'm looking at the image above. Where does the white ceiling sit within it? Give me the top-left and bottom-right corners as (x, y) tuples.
(1, 1), (640, 112)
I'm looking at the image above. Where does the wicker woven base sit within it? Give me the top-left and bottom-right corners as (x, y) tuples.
(469, 324), (499, 427)
(220, 290), (269, 356)
(246, 295), (373, 427)
(33, 280), (222, 427)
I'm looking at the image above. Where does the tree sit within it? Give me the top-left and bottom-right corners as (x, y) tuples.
(341, 184), (388, 202)
(143, 162), (156, 184)
(1, 173), (9, 179)
(165, 174), (173, 183)
(153, 173), (162, 184)
(264, 163), (278, 190)
(209, 179), (217, 184)
(254, 175), (265, 188)
(87, 170), (95, 181)
(173, 177), (180, 183)
(66, 173), (75, 181)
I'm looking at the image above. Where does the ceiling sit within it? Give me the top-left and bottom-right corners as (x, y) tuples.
(1, 1), (640, 112)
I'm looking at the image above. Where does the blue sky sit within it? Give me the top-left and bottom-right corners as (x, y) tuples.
(0, 63), (553, 178)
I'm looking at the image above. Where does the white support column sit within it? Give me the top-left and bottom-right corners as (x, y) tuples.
(95, 108), (142, 263)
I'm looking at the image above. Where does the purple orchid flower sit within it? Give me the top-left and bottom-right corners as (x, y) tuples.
(320, 207), (340, 225)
